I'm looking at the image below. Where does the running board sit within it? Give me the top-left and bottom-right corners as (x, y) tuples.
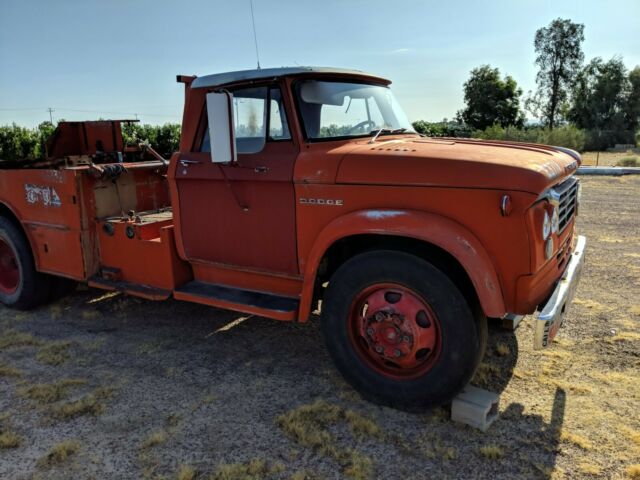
(88, 276), (172, 301)
(173, 281), (299, 321)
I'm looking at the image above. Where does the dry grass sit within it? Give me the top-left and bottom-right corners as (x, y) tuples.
(0, 329), (41, 349)
(210, 458), (284, 480)
(38, 440), (80, 467)
(176, 464), (198, 480)
(344, 410), (382, 439)
(0, 430), (22, 449)
(617, 156), (639, 167)
(141, 430), (168, 449)
(342, 450), (373, 480)
(581, 150), (639, 166)
(36, 341), (71, 366)
(49, 387), (112, 420)
(578, 461), (602, 475)
(0, 361), (22, 377)
(628, 465), (640, 480)
(560, 431), (593, 450)
(479, 444), (504, 460)
(425, 441), (458, 461)
(49, 304), (63, 320)
(609, 331), (640, 342)
(472, 361), (501, 384)
(277, 400), (374, 479)
(81, 310), (100, 320)
(494, 342), (510, 357)
(19, 379), (86, 404)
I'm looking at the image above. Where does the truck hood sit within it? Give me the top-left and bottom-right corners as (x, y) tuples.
(336, 137), (580, 193)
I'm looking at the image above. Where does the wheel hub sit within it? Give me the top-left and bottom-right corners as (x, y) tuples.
(363, 310), (414, 362)
(349, 283), (441, 379)
(0, 238), (19, 295)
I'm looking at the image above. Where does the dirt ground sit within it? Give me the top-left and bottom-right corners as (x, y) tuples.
(1, 176), (639, 480)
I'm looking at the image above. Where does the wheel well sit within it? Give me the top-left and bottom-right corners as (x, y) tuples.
(315, 234), (481, 314)
(0, 202), (26, 234)
(0, 202), (35, 259)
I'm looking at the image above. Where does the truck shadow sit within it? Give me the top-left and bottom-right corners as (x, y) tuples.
(499, 388), (566, 478)
(471, 321), (520, 395)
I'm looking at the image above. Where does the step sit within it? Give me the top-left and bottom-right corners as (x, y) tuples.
(174, 281), (299, 321)
(88, 276), (172, 301)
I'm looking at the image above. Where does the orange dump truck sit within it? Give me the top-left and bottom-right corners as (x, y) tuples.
(0, 67), (586, 408)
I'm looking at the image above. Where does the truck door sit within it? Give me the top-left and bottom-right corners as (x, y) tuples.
(173, 85), (299, 274)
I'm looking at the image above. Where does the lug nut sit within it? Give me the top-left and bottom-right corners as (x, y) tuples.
(366, 327), (375, 336)
(403, 336), (411, 343)
(394, 349), (402, 358)
(375, 345), (384, 353)
(375, 312), (385, 322)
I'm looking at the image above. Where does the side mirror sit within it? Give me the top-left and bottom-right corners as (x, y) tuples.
(206, 91), (236, 164)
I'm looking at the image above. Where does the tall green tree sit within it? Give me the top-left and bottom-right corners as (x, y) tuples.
(626, 66), (640, 132)
(458, 65), (523, 130)
(528, 18), (585, 129)
(568, 57), (629, 131)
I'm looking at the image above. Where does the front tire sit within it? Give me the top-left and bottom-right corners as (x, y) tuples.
(0, 217), (51, 309)
(321, 250), (484, 409)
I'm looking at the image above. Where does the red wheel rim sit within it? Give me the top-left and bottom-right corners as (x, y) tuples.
(347, 283), (442, 380)
(0, 237), (19, 295)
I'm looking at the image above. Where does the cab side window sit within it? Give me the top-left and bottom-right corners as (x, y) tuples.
(201, 86), (291, 154)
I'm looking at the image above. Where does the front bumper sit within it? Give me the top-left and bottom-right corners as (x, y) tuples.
(534, 235), (587, 349)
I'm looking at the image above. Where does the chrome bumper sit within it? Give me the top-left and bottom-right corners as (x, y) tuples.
(534, 235), (587, 349)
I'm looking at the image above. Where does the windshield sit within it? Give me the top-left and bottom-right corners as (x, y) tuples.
(294, 80), (414, 140)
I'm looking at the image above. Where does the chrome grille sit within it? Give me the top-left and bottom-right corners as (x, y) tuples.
(551, 177), (579, 232)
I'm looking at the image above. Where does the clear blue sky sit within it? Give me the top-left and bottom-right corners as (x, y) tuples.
(1, 0), (639, 127)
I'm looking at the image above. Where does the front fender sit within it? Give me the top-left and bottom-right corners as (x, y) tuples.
(298, 208), (505, 320)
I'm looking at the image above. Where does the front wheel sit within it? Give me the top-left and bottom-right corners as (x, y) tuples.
(321, 250), (485, 409)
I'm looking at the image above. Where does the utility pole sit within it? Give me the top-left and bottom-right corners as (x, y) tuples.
(47, 107), (54, 123)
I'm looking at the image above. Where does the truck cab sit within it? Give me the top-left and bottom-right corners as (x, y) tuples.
(0, 67), (586, 409)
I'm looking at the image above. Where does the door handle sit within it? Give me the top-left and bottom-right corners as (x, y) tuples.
(180, 159), (201, 167)
(254, 166), (269, 174)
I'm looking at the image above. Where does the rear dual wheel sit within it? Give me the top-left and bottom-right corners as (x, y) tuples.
(0, 217), (53, 309)
(321, 250), (486, 409)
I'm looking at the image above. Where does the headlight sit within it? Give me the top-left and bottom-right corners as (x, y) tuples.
(542, 210), (551, 239)
(551, 206), (560, 233)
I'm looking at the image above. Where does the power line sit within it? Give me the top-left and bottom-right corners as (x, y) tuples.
(0, 106), (180, 119)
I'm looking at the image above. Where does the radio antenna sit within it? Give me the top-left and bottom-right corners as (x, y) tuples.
(249, 0), (261, 69)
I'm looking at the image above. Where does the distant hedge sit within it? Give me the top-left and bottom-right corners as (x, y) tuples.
(0, 122), (55, 162)
(0, 122), (181, 162)
(412, 120), (638, 152)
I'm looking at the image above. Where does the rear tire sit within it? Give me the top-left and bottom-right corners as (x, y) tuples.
(321, 250), (483, 409)
(0, 217), (51, 309)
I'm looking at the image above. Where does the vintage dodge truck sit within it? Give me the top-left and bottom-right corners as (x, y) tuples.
(0, 67), (585, 408)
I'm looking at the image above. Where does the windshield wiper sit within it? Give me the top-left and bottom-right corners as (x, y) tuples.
(368, 127), (408, 144)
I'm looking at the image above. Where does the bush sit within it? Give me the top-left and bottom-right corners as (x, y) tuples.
(0, 122), (180, 163)
(471, 124), (585, 151)
(617, 157), (639, 167)
(0, 122), (53, 162)
(121, 123), (181, 158)
(412, 120), (472, 138)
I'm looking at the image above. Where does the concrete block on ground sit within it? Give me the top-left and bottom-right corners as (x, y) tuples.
(501, 313), (524, 330)
(451, 385), (500, 432)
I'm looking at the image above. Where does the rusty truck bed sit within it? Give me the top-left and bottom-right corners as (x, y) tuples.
(0, 162), (192, 298)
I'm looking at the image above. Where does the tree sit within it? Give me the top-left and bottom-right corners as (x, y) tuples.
(568, 57), (628, 131)
(528, 18), (584, 129)
(626, 66), (640, 132)
(458, 65), (523, 130)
